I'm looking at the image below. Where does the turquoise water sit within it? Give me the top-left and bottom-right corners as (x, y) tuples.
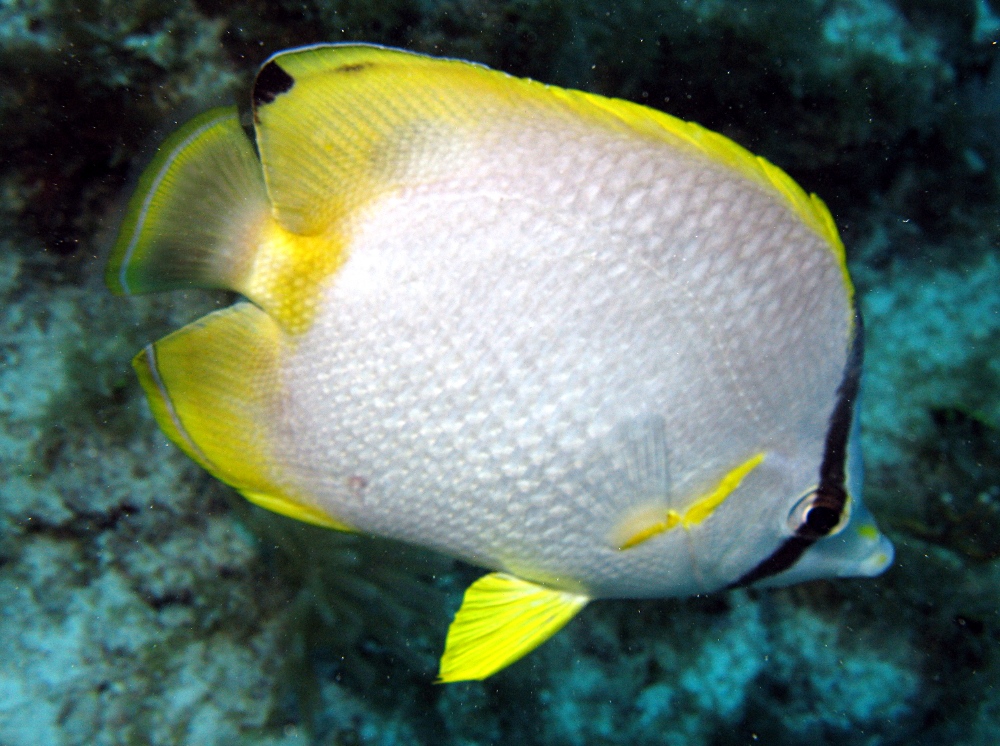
(1, 1), (998, 743)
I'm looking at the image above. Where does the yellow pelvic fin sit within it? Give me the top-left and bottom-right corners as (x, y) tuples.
(134, 302), (353, 532)
(107, 107), (269, 297)
(250, 44), (850, 309)
(437, 573), (589, 683)
(616, 452), (766, 550)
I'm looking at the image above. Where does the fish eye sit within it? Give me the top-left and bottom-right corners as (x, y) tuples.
(788, 487), (850, 538)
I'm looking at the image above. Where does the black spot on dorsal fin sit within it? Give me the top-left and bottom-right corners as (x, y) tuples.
(334, 62), (372, 74)
(253, 61), (295, 109)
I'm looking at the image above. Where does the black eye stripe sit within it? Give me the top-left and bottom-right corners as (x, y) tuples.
(729, 536), (815, 589)
(729, 312), (863, 589)
(792, 483), (847, 538)
(803, 503), (841, 536)
(817, 314), (864, 492)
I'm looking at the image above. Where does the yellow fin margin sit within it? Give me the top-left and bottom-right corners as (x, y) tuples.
(252, 44), (851, 315)
(134, 303), (354, 533)
(437, 573), (589, 682)
(555, 87), (852, 308)
(107, 107), (269, 297)
(241, 490), (353, 531)
(252, 45), (487, 237)
(616, 452), (766, 550)
(245, 44), (855, 340)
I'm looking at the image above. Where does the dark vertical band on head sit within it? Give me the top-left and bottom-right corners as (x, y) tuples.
(729, 312), (864, 589)
(816, 313), (864, 491)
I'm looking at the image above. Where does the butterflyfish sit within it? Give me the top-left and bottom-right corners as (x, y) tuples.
(108, 44), (894, 683)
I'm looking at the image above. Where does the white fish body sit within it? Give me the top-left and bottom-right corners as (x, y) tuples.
(109, 44), (893, 681)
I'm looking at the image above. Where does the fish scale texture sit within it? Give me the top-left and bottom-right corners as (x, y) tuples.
(267, 118), (849, 599)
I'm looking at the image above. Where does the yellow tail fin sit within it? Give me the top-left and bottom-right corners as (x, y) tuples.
(107, 107), (269, 297)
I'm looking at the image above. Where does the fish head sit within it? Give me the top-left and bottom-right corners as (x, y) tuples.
(748, 396), (894, 589)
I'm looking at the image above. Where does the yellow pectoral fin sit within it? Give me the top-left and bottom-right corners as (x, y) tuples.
(437, 573), (589, 683)
(612, 505), (681, 551)
(613, 452), (767, 550)
(681, 452), (766, 529)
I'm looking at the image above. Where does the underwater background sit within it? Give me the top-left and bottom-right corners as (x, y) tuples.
(1, 0), (998, 743)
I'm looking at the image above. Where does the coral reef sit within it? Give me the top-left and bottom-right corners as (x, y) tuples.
(863, 251), (1000, 559)
(1, 0), (999, 743)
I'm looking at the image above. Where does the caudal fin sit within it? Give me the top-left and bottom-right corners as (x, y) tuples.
(107, 107), (270, 297)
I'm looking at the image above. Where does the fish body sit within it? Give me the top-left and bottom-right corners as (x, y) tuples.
(109, 44), (893, 681)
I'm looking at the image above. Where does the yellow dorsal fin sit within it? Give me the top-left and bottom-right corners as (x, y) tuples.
(133, 302), (353, 533)
(249, 43), (849, 307)
(437, 573), (589, 682)
(251, 45), (479, 236)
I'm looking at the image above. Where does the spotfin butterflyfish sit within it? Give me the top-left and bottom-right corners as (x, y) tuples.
(108, 43), (894, 683)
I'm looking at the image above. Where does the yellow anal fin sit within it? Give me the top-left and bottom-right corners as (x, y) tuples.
(241, 490), (353, 532)
(437, 573), (589, 683)
(615, 452), (766, 550)
(134, 302), (353, 532)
